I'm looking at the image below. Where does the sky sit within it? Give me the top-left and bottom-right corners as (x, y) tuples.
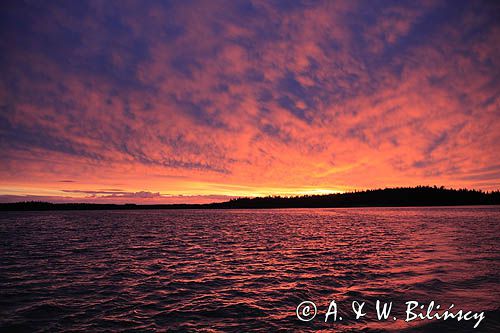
(1, 0), (499, 204)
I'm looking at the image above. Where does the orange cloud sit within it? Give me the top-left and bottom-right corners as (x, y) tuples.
(1, 0), (499, 203)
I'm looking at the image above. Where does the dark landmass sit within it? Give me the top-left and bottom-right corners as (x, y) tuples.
(1, 186), (499, 211)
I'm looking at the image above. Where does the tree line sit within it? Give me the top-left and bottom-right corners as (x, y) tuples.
(1, 186), (499, 211)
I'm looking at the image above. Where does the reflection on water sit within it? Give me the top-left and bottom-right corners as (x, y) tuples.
(1, 207), (499, 332)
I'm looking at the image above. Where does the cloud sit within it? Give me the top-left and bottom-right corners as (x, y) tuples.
(1, 0), (499, 202)
(62, 189), (165, 199)
(0, 193), (235, 204)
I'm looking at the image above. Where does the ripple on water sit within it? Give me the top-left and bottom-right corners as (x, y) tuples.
(1, 207), (499, 332)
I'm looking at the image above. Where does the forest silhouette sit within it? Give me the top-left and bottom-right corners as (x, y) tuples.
(1, 186), (499, 211)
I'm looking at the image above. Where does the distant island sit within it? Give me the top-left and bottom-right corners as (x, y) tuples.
(1, 186), (499, 211)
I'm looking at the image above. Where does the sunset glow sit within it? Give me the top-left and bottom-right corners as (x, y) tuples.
(1, 1), (499, 203)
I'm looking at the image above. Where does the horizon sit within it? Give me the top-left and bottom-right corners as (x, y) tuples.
(1, 1), (500, 203)
(1, 185), (498, 205)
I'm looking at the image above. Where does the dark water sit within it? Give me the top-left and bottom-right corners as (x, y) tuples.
(1, 207), (499, 332)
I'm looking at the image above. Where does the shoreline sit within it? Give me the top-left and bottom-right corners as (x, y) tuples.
(2, 187), (499, 211)
(2, 203), (500, 212)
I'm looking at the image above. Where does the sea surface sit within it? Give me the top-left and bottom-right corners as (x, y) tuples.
(1, 207), (499, 332)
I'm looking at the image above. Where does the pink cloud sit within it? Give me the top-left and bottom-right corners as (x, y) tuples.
(1, 1), (499, 202)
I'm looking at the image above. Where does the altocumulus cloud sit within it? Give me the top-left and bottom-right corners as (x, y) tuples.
(0, 0), (499, 203)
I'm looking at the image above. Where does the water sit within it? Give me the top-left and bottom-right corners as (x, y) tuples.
(1, 207), (499, 332)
